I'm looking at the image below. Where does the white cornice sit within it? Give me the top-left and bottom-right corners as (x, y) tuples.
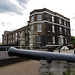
(30, 20), (70, 29)
(30, 11), (70, 22)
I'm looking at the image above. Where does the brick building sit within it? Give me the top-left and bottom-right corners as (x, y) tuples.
(2, 8), (71, 48)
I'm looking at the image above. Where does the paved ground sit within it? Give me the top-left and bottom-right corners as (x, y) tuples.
(0, 51), (39, 75)
(0, 60), (39, 75)
(0, 49), (74, 75)
(54, 49), (74, 54)
(0, 51), (17, 60)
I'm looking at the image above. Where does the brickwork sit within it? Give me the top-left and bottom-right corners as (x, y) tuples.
(2, 8), (71, 48)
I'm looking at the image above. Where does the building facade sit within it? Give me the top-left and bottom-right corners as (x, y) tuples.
(2, 8), (71, 48)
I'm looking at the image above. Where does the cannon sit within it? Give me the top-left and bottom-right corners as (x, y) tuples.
(8, 47), (75, 63)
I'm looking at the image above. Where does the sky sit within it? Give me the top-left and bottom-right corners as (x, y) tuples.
(0, 0), (75, 42)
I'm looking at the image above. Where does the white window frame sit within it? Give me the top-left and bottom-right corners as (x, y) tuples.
(37, 24), (42, 32)
(15, 37), (17, 41)
(16, 33), (17, 37)
(64, 21), (66, 26)
(52, 16), (54, 22)
(59, 18), (61, 24)
(11, 40), (12, 43)
(58, 37), (60, 44)
(52, 25), (55, 33)
(68, 30), (70, 35)
(53, 36), (55, 44)
(65, 38), (67, 44)
(37, 14), (42, 21)
(65, 29), (66, 35)
(19, 32), (20, 35)
(59, 27), (62, 33)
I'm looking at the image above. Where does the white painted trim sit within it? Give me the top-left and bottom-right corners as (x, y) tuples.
(46, 45), (60, 46)
(30, 20), (70, 29)
(30, 12), (44, 16)
(46, 44), (72, 47)
(30, 11), (70, 22)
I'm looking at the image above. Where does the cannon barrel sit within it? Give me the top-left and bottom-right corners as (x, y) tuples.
(8, 47), (75, 62)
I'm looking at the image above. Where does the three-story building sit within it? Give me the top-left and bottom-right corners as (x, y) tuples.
(2, 8), (71, 49)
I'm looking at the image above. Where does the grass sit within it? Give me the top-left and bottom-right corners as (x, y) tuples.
(0, 42), (2, 45)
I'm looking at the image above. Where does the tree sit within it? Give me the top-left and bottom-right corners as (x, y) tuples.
(71, 36), (75, 44)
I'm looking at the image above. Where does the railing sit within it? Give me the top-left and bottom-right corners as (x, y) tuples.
(0, 46), (41, 51)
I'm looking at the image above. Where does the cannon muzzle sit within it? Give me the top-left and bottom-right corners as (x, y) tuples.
(8, 47), (75, 63)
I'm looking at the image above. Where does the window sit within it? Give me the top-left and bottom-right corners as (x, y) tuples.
(59, 18), (61, 24)
(48, 24), (51, 32)
(11, 35), (12, 38)
(37, 24), (42, 32)
(13, 40), (14, 43)
(9, 40), (10, 44)
(68, 30), (70, 35)
(64, 21), (66, 25)
(31, 25), (34, 30)
(31, 16), (34, 22)
(16, 33), (17, 37)
(48, 36), (51, 44)
(53, 36), (55, 44)
(9, 36), (10, 39)
(68, 38), (70, 44)
(52, 16), (54, 22)
(59, 27), (62, 33)
(19, 32), (20, 35)
(58, 37), (60, 44)
(11, 40), (12, 43)
(15, 37), (17, 41)
(65, 38), (67, 44)
(65, 29), (66, 35)
(25, 35), (28, 42)
(37, 14), (42, 21)
(52, 25), (55, 33)
(15, 33), (17, 41)
(13, 34), (15, 37)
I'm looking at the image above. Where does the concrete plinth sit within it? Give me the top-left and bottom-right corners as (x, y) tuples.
(39, 60), (75, 75)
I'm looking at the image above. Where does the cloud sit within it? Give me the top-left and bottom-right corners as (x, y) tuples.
(17, 0), (30, 9)
(71, 28), (74, 31)
(0, 22), (10, 27)
(17, 0), (29, 4)
(72, 16), (75, 19)
(0, 0), (23, 15)
(0, 22), (5, 26)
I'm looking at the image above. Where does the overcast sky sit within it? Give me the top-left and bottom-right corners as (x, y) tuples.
(0, 0), (75, 42)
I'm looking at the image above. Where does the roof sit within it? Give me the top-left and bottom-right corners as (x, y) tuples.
(3, 25), (28, 36)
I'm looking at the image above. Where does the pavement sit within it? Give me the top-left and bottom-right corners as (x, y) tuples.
(0, 51), (14, 60)
(54, 49), (74, 54)
(0, 60), (39, 75)
(0, 49), (75, 75)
